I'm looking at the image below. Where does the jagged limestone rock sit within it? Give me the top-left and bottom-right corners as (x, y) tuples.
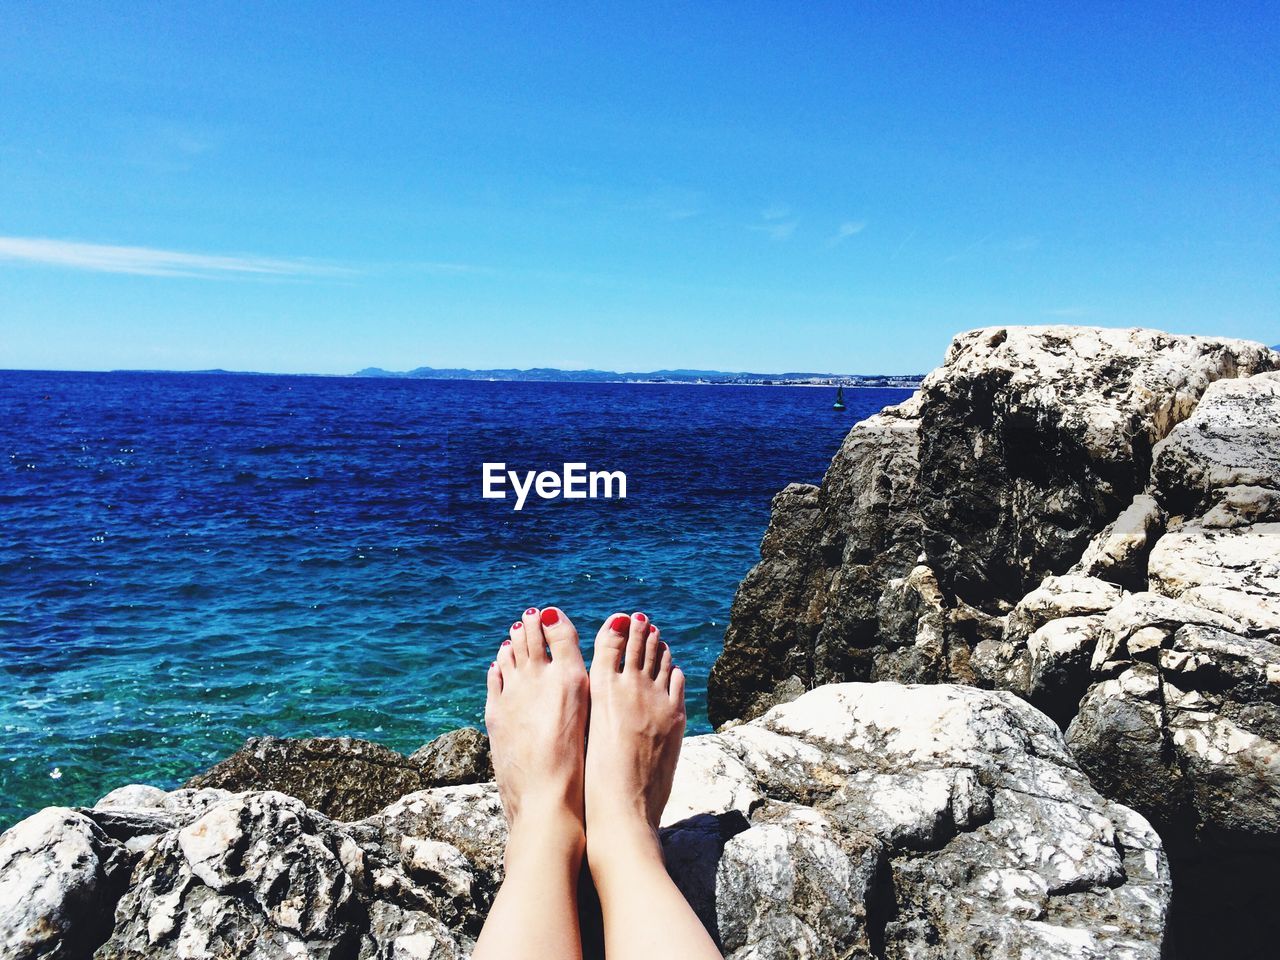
(672, 683), (1169, 959)
(971, 575), (1122, 723)
(712, 330), (1280, 956)
(710, 327), (1276, 727)
(0, 684), (1168, 960)
(1069, 493), (1165, 589)
(408, 727), (493, 787)
(0, 807), (131, 960)
(185, 732), (493, 824)
(1147, 522), (1280, 632)
(1062, 369), (1280, 958)
(185, 737), (437, 822)
(1150, 371), (1280, 516)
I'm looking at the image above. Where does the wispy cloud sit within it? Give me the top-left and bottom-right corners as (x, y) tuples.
(891, 228), (917, 261)
(384, 260), (491, 276)
(752, 220), (797, 241)
(827, 220), (867, 247)
(636, 187), (703, 222)
(942, 233), (1040, 264)
(751, 205), (797, 241)
(942, 232), (993, 264)
(0, 236), (351, 279)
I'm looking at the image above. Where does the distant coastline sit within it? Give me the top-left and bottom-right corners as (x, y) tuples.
(38, 342), (1275, 388)
(352, 365), (925, 388)
(9, 367), (926, 388)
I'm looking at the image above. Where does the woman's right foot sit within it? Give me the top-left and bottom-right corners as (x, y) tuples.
(584, 611), (686, 869)
(474, 606), (592, 960)
(484, 605), (590, 853)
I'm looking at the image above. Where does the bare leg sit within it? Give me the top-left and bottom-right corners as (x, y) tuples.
(474, 606), (590, 960)
(584, 612), (724, 960)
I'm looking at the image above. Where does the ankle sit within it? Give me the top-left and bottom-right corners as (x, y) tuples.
(506, 780), (586, 825)
(504, 811), (586, 874)
(586, 817), (665, 886)
(506, 792), (585, 846)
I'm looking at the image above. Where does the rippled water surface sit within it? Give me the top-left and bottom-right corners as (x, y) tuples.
(0, 371), (908, 829)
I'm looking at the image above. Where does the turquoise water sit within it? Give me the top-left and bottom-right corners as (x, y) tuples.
(0, 372), (907, 829)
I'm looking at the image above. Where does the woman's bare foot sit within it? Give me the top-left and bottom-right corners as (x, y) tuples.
(581, 613), (720, 960)
(484, 605), (590, 844)
(584, 611), (686, 869)
(474, 605), (590, 960)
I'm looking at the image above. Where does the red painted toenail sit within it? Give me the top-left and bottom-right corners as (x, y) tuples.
(512, 622), (522, 630)
(540, 608), (560, 626)
(610, 615), (630, 633)
(634, 612), (647, 622)
(501, 639), (511, 646)
(525, 607), (538, 615)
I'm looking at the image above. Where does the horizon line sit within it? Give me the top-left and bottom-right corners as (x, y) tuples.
(0, 364), (928, 381)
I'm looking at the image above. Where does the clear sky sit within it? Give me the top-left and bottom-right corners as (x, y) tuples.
(1, 2), (1276, 374)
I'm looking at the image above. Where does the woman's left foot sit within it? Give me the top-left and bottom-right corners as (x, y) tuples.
(484, 605), (590, 845)
(583, 611), (686, 870)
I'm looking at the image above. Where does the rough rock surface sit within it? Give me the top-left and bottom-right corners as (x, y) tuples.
(408, 727), (493, 787)
(712, 329), (1280, 957)
(666, 684), (1168, 960)
(1069, 494), (1165, 589)
(0, 684), (1168, 960)
(1150, 372), (1280, 515)
(0, 808), (131, 960)
(186, 731), (492, 822)
(1065, 370), (1280, 957)
(710, 327), (1277, 727)
(972, 575), (1121, 725)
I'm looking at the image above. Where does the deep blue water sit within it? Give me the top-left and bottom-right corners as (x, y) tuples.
(0, 372), (907, 830)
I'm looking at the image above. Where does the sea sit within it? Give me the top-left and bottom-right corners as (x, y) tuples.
(0, 371), (909, 830)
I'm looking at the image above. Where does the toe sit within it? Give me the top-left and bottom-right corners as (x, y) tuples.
(670, 666), (686, 706)
(519, 607), (549, 664)
(625, 612), (650, 670)
(497, 637), (517, 671)
(539, 606), (583, 667)
(657, 642), (673, 686)
(487, 659), (502, 698)
(593, 613), (630, 672)
(643, 625), (662, 678)
(507, 619), (531, 664)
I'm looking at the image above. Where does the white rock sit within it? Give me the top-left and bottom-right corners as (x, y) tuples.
(1148, 522), (1280, 632)
(1006, 576), (1123, 646)
(0, 807), (127, 960)
(0, 682), (1167, 960)
(95, 784), (170, 810)
(662, 737), (761, 827)
(1071, 494), (1165, 585)
(1090, 592), (1243, 671)
(933, 327), (1275, 460)
(1152, 371), (1280, 508)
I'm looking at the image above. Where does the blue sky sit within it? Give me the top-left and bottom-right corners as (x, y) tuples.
(1, 2), (1276, 374)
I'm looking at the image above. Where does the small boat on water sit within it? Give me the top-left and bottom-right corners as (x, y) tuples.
(833, 385), (847, 411)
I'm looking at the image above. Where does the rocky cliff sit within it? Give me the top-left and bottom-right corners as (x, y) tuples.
(1, 684), (1167, 960)
(709, 326), (1280, 956)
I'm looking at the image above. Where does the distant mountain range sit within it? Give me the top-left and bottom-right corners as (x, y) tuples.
(352, 365), (925, 387)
